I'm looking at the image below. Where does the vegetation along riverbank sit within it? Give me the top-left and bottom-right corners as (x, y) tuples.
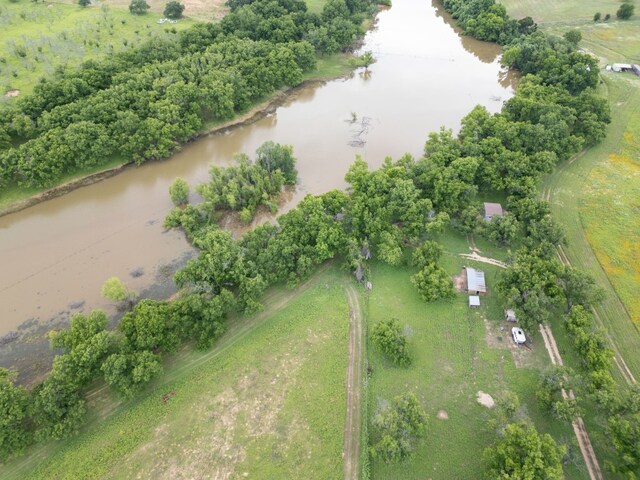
(1, 0), (639, 478)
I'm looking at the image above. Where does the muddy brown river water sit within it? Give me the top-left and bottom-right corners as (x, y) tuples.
(0, 0), (515, 378)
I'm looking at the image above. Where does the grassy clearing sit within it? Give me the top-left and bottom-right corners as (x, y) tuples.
(0, 2), (194, 96)
(501, 0), (623, 24)
(366, 231), (588, 479)
(2, 266), (351, 480)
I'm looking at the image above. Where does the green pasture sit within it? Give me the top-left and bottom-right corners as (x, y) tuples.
(0, 1), (194, 96)
(2, 266), (350, 480)
(365, 235), (589, 479)
(501, 0), (625, 24)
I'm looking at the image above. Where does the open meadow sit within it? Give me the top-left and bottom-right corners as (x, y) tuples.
(2, 266), (352, 480)
(0, 1), (195, 96)
(366, 230), (591, 480)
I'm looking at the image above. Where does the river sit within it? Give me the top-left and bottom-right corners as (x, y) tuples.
(0, 0), (515, 381)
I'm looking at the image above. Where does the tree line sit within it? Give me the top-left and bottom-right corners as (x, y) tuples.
(0, 0), (374, 190)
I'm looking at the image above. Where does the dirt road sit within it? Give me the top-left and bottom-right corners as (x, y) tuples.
(538, 324), (604, 480)
(343, 285), (365, 480)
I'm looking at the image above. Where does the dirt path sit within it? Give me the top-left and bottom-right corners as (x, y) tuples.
(343, 285), (364, 480)
(538, 324), (604, 480)
(459, 251), (507, 269)
(555, 245), (637, 385)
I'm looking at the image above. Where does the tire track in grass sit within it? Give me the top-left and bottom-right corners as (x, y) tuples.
(539, 324), (604, 480)
(343, 284), (364, 480)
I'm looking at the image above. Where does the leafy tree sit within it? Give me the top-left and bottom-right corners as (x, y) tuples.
(101, 350), (162, 398)
(617, 2), (634, 19)
(483, 212), (519, 246)
(164, 0), (185, 19)
(170, 290), (232, 349)
(604, 13), (611, 21)
(360, 50), (375, 70)
(0, 369), (31, 459)
(411, 262), (455, 303)
(370, 392), (428, 463)
(120, 299), (178, 353)
(371, 318), (411, 367)
(558, 267), (604, 311)
(31, 377), (86, 441)
(129, 0), (150, 14)
(412, 240), (443, 268)
(255, 141), (297, 184)
(78, 0), (91, 6)
(169, 177), (190, 206)
(563, 30), (582, 45)
(483, 423), (565, 479)
(593, 12), (601, 22)
(101, 277), (137, 308)
(48, 310), (115, 386)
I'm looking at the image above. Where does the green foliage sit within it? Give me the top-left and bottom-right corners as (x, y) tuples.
(616, 2), (634, 19)
(0, 369), (31, 460)
(101, 350), (162, 398)
(169, 177), (190, 206)
(371, 318), (411, 367)
(129, 0), (150, 15)
(120, 299), (179, 353)
(482, 423), (566, 480)
(170, 291), (232, 349)
(78, 0), (91, 7)
(411, 262), (455, 303)
(370, 392), (428, 463)
(482, 212), (519, 246)
(164, 1), (185, 19)
(31, 377), (86, 441)
(196, 143), (297, 224)
(101, 277), (137, 306)
(563, 30), (582, 45)
(593, 12), (601, 22)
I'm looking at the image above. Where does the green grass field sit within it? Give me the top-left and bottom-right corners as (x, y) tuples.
(2, 266), (351, 480)
(366, 231), (589, 479)
(0, 1), (194, 96)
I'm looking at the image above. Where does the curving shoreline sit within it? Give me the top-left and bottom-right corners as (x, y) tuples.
(0, 78), (335, 218)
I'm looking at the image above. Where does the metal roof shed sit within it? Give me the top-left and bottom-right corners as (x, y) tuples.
(466, 267), (486, 294)
(469, 296), (480, 308)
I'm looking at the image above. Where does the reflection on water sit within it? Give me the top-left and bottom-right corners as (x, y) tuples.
(0, 0), (516, 337)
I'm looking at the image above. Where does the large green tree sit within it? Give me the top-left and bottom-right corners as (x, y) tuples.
(483, 423), (565, 479)
(0, 369), (32, 459)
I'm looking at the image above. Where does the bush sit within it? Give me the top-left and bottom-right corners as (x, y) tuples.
(169, 177), (190, 206)
(164, 1), (185, 19)
(129, 0), (150, 15)
(617, 2), (634, 19)
(371, 318), (411, 367)
(593, 12), (601, 22)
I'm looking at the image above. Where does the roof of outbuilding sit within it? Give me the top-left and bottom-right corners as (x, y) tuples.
(466, 267), (486, 292)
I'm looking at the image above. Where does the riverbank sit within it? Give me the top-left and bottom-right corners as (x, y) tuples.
(0, 74), (351, 218)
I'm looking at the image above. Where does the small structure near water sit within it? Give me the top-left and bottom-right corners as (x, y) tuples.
(483, 202), (504, 221)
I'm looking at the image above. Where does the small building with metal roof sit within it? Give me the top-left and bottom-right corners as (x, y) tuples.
(466, 267), (486, 294)
(483, 202), (504, 221)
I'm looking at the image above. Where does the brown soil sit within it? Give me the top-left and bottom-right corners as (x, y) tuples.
(459, 251), (507, 269)
(453, 269), (467, 292)
(4, 89), (20, 97)
(343, 285), (364, 480)
(436, 410), (449, 420)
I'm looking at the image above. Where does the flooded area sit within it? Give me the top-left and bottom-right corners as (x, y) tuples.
(0, 0), (515, 380)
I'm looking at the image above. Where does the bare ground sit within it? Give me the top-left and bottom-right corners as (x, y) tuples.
(459, 251), (507, 269)
(538, 324), (604, 480)
(343, 285), (364, 480)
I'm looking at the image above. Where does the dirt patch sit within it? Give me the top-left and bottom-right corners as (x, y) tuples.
(4, 89), (20, 98)
(459, 252), (507, 268)
(453, 269), (467, 292)
(482, 317), (509, 350)
(437, 410), (449, 420)
(476, 391), (495, 408)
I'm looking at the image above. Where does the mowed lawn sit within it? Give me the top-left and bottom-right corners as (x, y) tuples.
(3, 267), (350, 480)
(0, 2), (194, 95)
(366, 241), (588, 480)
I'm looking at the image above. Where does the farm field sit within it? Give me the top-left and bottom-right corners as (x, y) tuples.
(502, 0), (640, 378)
(365, 236), (590, 479)
(0, 1), (195, 96)
(2, 266), (352, 480)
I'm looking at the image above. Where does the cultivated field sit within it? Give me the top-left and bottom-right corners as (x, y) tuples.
(2, 266), (352, 479)
(366, 231), (590, 479)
